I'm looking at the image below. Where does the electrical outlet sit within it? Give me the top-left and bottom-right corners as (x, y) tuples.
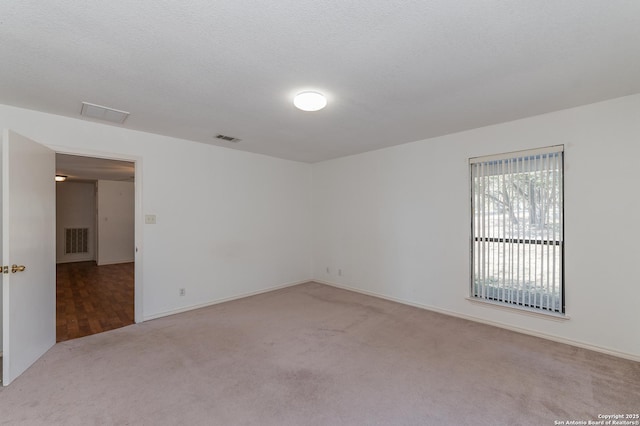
(326, 267), (330, 274)
(338, 269), (342, 276)
(179, 288), (186, 296)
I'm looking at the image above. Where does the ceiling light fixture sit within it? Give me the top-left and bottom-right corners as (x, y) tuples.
(294, 91), (327, 112)
(55, 175), (67, 182)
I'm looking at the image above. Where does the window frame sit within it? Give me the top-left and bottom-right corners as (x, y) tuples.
(469, 146), (565, 315)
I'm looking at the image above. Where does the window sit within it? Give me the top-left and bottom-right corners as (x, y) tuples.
(470, 146), (564, 314)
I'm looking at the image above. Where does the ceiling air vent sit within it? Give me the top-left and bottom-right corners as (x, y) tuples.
(81, 102), (129, 124)
(215, 134), (241, 143)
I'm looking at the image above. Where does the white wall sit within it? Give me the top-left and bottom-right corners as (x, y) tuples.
(312, 94), (640, 360)
(2, 94), (638, 360)
(97, 180), (134, 265)
(56, 182), (96, 263)
(0, 139), (3, 353)
(0, 104), (312, 321)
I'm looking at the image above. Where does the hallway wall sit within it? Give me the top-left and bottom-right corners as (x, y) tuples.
(56, 181), (96, 263)
(97, 180), (134, 265)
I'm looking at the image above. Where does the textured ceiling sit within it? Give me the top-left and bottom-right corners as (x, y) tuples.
(56, 154), (134, 182)
(2, 1), (639, 163)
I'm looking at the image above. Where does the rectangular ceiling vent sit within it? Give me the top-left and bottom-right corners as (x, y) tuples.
(215, 134), (241, 143)
(81, 102), (130, 124)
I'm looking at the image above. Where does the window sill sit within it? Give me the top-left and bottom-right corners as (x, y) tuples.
(466, 297), (570, 321)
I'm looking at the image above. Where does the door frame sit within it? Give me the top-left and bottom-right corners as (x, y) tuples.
(51, 145), (143, 323)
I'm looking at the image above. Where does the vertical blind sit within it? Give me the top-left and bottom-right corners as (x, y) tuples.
(470, 146), (564, 313)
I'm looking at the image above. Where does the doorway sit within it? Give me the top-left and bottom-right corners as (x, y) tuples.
(2, 131), (143, 385)
(55, 154), (135, 342)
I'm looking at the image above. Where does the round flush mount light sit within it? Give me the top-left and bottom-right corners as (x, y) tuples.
(294, 91), (327, 111)
(55, 175), (67, 182)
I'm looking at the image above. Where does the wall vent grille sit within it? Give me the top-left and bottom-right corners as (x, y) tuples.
(65, 228), (89, 254)
(215, 134), (241, 143)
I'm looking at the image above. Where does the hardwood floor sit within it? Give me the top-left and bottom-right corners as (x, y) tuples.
(56, 261), (134, 342)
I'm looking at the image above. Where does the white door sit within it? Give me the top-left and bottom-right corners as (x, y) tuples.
(2, 129), (56, 386)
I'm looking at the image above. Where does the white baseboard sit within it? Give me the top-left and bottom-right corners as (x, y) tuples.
(56, 258), (95, 264)
(96, 258), (134, 266)
(143, 279), (310, 321)
(314, 279), (640, 363)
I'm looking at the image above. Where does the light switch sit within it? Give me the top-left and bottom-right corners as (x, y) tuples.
(145, 214), (157, 224)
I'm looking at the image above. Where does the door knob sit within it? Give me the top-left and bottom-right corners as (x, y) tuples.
(11, 264), (26, 273)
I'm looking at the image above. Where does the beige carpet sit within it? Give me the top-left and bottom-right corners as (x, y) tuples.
(1, 282), (638, 425)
